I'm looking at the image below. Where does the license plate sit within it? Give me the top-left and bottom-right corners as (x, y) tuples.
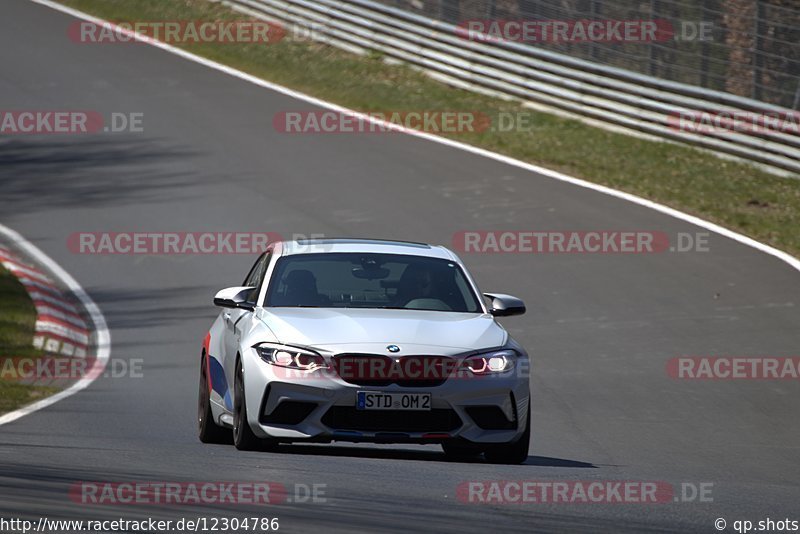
(356, 391), (431, 411)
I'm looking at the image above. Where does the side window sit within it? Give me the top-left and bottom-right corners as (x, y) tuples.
(242, 253), (271, 303)
(243, 253), (267, 287)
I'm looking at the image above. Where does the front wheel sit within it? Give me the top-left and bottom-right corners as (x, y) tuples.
(233, 358), (275, 451)
(198, 352), (230, 444)
(483, 400), (530, 464)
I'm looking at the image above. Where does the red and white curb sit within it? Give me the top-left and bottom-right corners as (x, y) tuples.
(0, 224), (110, 427)
(0, 244), (89, 357)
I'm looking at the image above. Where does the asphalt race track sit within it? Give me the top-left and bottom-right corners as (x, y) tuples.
(1, 1), (799, 532)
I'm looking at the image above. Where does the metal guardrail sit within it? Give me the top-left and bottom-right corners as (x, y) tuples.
(228, 0), (800, 175)
(372, 0), (800, 111)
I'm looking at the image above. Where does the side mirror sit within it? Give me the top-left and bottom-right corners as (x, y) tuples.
(484, 293), (526, 317)
(213, 286), (257, 311)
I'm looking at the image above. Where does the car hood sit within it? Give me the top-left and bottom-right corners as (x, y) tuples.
(256, 307), (506, 353)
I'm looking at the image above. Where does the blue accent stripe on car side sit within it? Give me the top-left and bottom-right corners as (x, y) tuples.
(208, 356), (230, 410)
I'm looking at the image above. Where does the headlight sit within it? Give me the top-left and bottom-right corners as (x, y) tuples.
(462, 349), (516, 374)
(254, 343), (327, 371)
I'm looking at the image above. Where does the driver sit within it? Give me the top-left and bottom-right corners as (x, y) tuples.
(393, 265), (435, 306)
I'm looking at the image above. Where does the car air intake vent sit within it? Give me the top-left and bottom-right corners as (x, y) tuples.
(322, 407), (462, 432)
(465, 406), (516, 430)
(261, 401), (317, 425)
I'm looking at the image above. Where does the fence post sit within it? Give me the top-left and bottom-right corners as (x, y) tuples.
(649, 0), (661, 77)
(753, 0), (764, 101)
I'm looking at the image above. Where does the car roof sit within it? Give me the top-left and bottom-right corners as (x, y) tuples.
(276, 238), (457, 261)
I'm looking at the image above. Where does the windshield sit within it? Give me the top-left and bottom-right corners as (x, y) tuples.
(266, 253), (482, 312)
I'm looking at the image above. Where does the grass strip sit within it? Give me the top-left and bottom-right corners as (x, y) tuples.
(0, 267), (58, 414)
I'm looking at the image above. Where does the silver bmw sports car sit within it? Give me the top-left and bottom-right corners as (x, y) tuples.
(198, 238), (530, 463)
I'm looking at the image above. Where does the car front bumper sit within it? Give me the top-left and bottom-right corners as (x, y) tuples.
(244, 349), (530, 444)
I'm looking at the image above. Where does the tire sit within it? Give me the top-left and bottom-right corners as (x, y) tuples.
(441, 440), (483, 460)
(198, 352), (230, 444)
(233, 357), (273, 451)
(483, 401), (531, 465)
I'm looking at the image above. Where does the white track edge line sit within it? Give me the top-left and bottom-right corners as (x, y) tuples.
(0, 223), (111, 426)
(24, 0), (800, 277)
